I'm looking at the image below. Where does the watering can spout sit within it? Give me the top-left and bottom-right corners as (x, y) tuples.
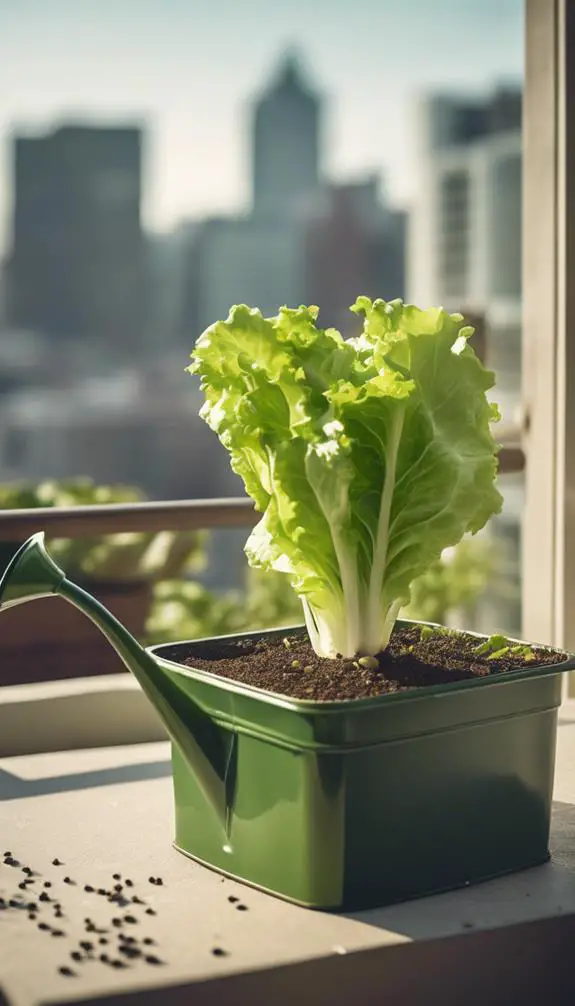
(0, 534), (230, 827)
(0, 532), (65, 610)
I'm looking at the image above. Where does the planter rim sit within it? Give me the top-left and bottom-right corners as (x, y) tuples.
(149, 619), (575, 715)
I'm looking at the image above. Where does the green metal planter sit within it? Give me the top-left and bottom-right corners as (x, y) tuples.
(1, 533), (573, 910)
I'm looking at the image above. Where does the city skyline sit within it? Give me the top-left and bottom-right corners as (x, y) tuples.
(0, 0), (523, 252)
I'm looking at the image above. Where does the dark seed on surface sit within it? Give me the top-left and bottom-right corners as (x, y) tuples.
(52, 858), (63, 866)
(113, 873), (121, 880)
(114, 884), (123, 892)
(27, 903), (37, 911)
(124, 915), (137, 924)
(51, 929), (65, 937)
(80, 941), (93, 952)
(98, 888), (106, 895)
(28, 913), (37, 921)
(145, 955), (163, 965)
(3, 851), (12, 857)
(227, 895), (239, 903)
(71, 952), (83, 962)
(22, 867), (33, 875)
(44, 881), (52, 888)
(112, 918), (123, 927)
(148, 876), (155, 884)
(18, 882), (27, 890)
(125, 879), (133, 887)
(63, 877), (74, 884)
(38, 922), (50, 931)
(100, 953), (110, 962)
(54, 911), (63, 919)
(84, 885), (94, 892)
(39, 892), (51, 902)
(212, 947), (228, 957)
(132, 895), (144, 904)
(236, 904), (248, 911)
(58, 967), (76, 977)
(145, 908), (156, 915)
(9, 899), (21, 908)
(143, 938), (155, 945)
(99, 937), (108, 945)
(111, 959), (128, 969)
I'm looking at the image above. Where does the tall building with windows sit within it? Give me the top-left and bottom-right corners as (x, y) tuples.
(408, 87), (521, 400)
(5, 124), (145, 352)
(252, 53), (321, 218)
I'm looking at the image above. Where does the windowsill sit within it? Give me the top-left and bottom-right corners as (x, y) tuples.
(1, 680), (575, 1003)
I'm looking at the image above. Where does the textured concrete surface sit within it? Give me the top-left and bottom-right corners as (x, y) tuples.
(0, 699), (575, 1005)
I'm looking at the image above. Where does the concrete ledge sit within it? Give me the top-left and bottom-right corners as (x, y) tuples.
(0, 675), (166, 756)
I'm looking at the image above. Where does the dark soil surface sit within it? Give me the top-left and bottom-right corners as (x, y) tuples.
(174, 625), (567, 702)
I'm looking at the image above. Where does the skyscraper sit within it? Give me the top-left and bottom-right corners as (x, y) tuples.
(252, 53), (321, 217)
(5, 124), (145, 351)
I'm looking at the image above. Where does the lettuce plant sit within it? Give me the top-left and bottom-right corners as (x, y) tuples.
(189, 298), (502, 658)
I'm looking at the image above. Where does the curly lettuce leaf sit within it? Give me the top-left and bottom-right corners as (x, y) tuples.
(189, 299), (502, 658)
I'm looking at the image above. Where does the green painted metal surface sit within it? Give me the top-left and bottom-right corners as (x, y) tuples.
(1, 533), (574, 909)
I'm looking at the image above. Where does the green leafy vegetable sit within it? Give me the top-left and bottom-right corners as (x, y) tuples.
(189, 298), (502, 658)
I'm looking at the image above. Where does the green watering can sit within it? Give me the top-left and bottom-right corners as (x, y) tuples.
(1, 531), (573, 911)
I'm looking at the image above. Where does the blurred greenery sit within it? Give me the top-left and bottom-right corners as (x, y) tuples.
(146, 536), (494, 644)
(0, 478), (205, 583)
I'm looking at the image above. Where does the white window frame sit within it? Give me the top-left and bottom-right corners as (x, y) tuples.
(522, 0), (575, 661)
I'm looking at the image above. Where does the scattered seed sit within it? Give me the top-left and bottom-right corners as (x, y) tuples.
(143, 938), (155, 946)
(112, 918), (123, 927)
(63, 877), (75, 885)
(52, 858), (63, 866)
(358, 655), (379, 670)
(145, 908), (156, 916)
(80, 941), (93, 952)
(100, 953), (110, 962)
(236, 904), (248, 911)
(51, 929), (65, 938)
(71, 952), (83, 962)
(9, 899), (21, 908)
(22, 867), (33, 876)
(111, 959), (128, 969)
(28, 913), (37, 921)
(27, 902), (37, 911)
(132, 895), (144, 904)
(212, 947), (228, 957)
(124, 915), (137, 924)
(125, 879), (134, 887)
(38, 922), (51, 931)
(97, 888), (107, 896)
(114, 884), (123, 892)
(54, 910), (63, 919)
(99, 937), (108, 945)
(58, 966), (76, 977)
(3, 851), (12, 857)
(145, 955), (163, 965)
(4, 857), (19, 867)
(113, 873), (121, 881)
(228, 896), (239, 904)
(39, 892), (51, 902)
(84, 885), (94, 892)
(18, 882), (27, 890)
(44, 881), (52, 888)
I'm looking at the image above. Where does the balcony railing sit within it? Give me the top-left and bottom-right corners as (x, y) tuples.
(0, 429), (523, 541)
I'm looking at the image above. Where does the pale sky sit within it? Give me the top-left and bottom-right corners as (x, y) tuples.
(0, 0), (523, 250)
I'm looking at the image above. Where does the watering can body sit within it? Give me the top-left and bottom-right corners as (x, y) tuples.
(1, 533), (574, 910)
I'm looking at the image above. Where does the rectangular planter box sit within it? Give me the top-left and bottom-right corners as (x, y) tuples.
(152, 624), (574, 911)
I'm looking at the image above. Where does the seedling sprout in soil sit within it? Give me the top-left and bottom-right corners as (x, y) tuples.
(189, 297), (504, 662)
